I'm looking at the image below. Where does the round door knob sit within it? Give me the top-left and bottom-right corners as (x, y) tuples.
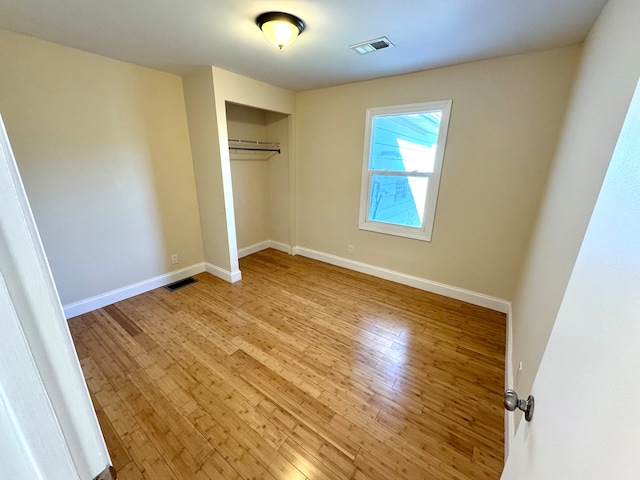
(504, 389), (535, 422)
(503, 389), (520, 411)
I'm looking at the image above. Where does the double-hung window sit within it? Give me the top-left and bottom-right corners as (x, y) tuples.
(359, 100), (452, 241)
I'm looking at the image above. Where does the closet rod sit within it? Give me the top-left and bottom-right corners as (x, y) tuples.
(228, 138), (281, 156)
(229, 146), (281, 153)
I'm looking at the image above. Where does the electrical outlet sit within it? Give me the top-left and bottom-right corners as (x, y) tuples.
(171, 254), (178, 265)
(347, 245), (354, 254)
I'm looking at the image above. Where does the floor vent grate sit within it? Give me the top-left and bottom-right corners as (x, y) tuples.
(165, 277), (197, 292)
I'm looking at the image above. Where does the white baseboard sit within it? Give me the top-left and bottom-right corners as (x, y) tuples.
(268, 240), (292, 255)
(238, 240), (292, 258)
(291, 246), (510, 313)
(205, 262), (242, 283)
(63, 263), (206, 319)
(238, 241), (271, 258)
(504, 302), (515, 462)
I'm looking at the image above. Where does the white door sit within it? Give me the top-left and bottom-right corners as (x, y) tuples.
(0, 115), (111, 479)
(501, 80), (640, 477)
(0, 269), (80, 479)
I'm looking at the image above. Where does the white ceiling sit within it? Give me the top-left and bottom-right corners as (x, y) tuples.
(0, 0), (608, 91)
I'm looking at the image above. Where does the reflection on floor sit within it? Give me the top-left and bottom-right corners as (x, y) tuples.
(69, 248), (506, 480)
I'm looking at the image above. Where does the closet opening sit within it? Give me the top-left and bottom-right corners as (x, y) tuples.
(225, 102), (291, 259)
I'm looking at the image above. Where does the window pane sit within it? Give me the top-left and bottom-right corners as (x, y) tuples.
(359, 99), (451, 241)
(370, 111), (442, 173)
(368, 174), (429, 228)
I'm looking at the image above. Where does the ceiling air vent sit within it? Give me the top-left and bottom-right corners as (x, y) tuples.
(350, 36), (394, 55)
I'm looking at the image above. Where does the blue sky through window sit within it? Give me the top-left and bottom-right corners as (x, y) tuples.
(368, 111), (442, 228)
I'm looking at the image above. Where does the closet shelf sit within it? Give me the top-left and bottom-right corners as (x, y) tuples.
(228, 138), (280, 160)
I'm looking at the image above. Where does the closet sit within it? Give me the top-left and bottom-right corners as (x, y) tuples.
(226, 102), (290, 255)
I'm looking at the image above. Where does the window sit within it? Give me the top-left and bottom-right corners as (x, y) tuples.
(359, 100), (452, 241)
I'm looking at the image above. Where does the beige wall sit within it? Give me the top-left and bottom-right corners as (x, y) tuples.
(212, 67), (296, 262)
(182, 69), (235, 275)
(295, 46), (581, 300)
(0, 29), (203, 305)
(265, 111), (291, 247)
(212, 68), (296, 116)
(183, 68), (295, 276)
(510, 0), (640, 417)
(227, 103), (291, 251)
(227, 103), (270, 249)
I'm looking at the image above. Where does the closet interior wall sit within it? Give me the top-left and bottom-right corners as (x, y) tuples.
(226, 102), (290, 253)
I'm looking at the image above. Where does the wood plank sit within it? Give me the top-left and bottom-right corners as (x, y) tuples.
(68, 248), (505, 479)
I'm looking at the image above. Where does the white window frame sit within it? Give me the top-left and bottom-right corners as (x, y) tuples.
(358, 100), (452, 241)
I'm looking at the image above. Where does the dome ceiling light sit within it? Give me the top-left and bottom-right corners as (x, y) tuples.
(256, 11), (305, 50)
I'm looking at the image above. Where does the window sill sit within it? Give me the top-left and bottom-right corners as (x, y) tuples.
(358, 221), (433, 242)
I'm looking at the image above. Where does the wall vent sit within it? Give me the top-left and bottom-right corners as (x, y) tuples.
(350, 37), (394, 55)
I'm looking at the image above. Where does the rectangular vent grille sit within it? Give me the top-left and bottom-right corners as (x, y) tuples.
(350, 36), (394, 55)
(165, 277), (197, 292)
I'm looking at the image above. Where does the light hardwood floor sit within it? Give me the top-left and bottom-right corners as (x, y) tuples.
(69, 249), (506, 480)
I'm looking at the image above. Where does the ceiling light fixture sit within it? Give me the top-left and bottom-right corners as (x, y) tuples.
(256, 12), (305, 50)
